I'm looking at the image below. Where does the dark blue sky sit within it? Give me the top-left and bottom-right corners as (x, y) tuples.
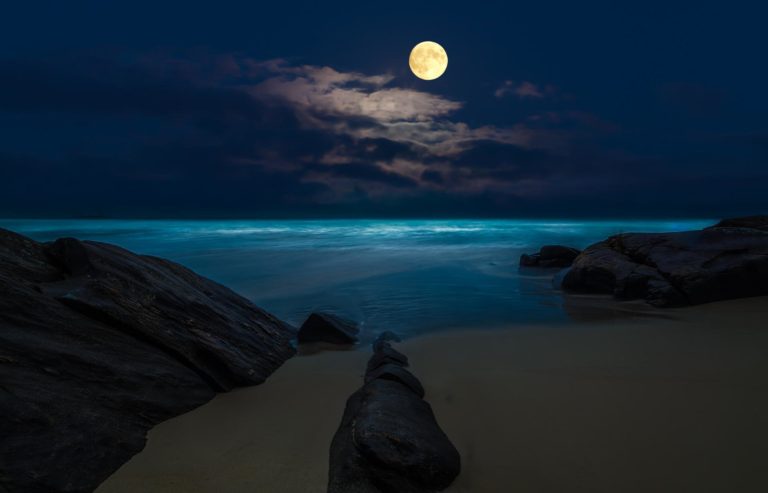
(1, 1), (766, 217)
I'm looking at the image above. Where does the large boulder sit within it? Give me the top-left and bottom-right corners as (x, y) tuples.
(562, 217), (768, 306)
(328, 336), (460, 492)
(0, 228), (296, 493)
(520, 245), (581, 268)
(297, 312), (359, 344)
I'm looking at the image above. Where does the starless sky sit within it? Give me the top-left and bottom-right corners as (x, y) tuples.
(1, 0), (766, 218)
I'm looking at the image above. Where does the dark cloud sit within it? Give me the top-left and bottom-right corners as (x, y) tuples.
(0, 58), (261, 119)
(495, 81), (552, 99)
(306, 161), (418, 189)
(420, 170), (444, 184)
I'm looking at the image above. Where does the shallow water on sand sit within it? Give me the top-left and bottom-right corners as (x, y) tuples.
(2, 218), (712, 336)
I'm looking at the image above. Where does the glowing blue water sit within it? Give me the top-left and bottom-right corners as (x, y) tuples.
(3, 219), (713, 336)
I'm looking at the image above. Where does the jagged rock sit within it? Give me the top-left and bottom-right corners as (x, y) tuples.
(297, 312), (359, 344)
(0, 228), (295, 493)
(328, 341), (460, 493)
(520, 245), (581, 268)
(562, 218), (768, 306)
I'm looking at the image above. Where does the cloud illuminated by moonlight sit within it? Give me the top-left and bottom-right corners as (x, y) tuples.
(250, 60), (545, 158)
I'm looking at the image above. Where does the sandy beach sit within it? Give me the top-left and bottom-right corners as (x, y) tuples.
(97, 296), (768, 493)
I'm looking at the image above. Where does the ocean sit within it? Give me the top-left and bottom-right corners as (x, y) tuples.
(3, 219), (713, 337)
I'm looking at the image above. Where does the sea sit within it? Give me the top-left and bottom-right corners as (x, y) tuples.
(2, 219), (713, 338)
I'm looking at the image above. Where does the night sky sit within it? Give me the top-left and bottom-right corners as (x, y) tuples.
(1, 1), (766, 218)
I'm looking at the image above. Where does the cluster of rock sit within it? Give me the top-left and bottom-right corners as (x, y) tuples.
(328, 333), (461, 493)
(0, 229), (296, 493)
(562, 217), (768, 306)
(520, 216), (768, 307)
(520, 245), (581, 268)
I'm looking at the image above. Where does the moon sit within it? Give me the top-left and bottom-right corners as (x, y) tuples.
(409, 41), (448, 81)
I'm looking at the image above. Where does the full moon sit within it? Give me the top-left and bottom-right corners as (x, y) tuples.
(409, 41), (448, 81)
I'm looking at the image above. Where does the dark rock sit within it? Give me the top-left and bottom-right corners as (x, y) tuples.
(562, 225), (768, 306)
(46, 237), (94, 275)
(329, 345), (460, 492)
(520, 245), (581, 268)
(708, 215), (768, 232)
(0, 228), (295, 493)
(519, 253), (540, 267)
(367, 342), (409, 372)
(365, 363), (425, 398)
(297, 312), (359, 344)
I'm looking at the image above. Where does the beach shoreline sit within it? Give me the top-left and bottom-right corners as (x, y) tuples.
(97, 296), (768, 493)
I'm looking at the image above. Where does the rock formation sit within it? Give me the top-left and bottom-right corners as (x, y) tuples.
(561, 217), (768, 306)
(708, 215), (768, 232)
(0, 228), (296, 493)
(298, 312), (359, 344)
(328, 334), (460, 492)
(520, 245), (581, 268)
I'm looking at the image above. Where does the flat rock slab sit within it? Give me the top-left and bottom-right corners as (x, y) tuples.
(328, 339), (460, 492)
(0, 228), (296, 493)
(562, 218), (768, 306)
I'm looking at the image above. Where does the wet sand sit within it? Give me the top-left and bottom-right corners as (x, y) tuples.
(97, 297), (768, 493)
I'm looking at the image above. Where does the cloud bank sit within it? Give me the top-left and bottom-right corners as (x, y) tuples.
(1, 52), (763, 217)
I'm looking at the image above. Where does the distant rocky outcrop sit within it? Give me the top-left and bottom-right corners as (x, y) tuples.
(297, 312), (359, 344)
(561, 216), (768, 306)
(0, 228), (296, 493)
(708, 215), (768, 232)
(520, 245), (581, 268)
(328, 334), (460, 493)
